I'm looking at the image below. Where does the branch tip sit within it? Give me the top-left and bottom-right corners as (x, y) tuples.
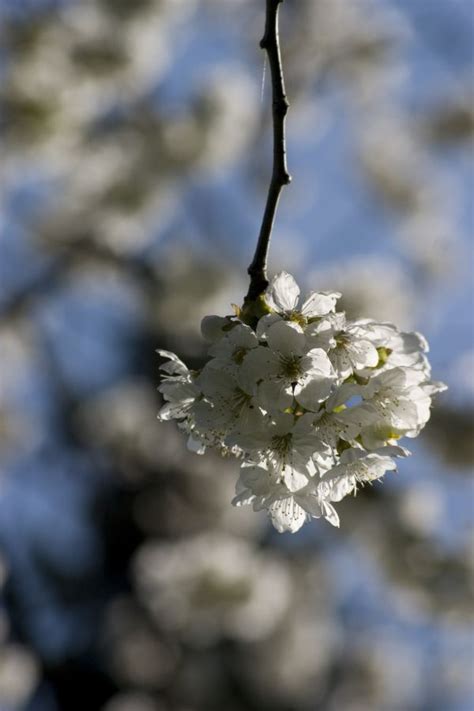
(245, 0), (291, 304)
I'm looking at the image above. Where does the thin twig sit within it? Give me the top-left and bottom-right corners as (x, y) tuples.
(245, 0), (291, 303)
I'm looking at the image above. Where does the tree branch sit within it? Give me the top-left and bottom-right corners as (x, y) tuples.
(245, 0), (291, 303)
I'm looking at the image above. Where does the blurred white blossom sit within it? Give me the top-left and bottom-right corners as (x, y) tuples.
(309, 256), (417, 328)
(134, 533), (292, 644)
(0, 644), (39, 710)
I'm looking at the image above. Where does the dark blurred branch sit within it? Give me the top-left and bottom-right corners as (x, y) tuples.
(245, 0), (291, 303)
(0, 239), (159, 320)
(425, 406), (474, 470)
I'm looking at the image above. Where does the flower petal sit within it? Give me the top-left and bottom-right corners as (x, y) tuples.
(257, 380), (293, 413)
(239, 347), (280, 392)
(329, 348), (353, 379)
(266, 320), (307, 356)
(269, 497), (307, 533)
(323, 473), (356, 502)
(347, 339), (379, 370)
(295, 376), (334, 411)
(187, 434), (206, 454)
(156, 349), (189, 376)
(300, 290), (341, 318)
(256, 313), (282, 339)
(158, 400), (191, 421)
(278, 460), (309, 492)
(200, 315), (230, 342)
(265, 271), (300, 312)
(304, 348), (335, 376)
(295, 487), (324, 517)
(321, 500), (340, 527)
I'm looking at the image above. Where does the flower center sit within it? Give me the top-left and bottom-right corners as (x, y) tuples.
(288, 310), (307, 327)
(375, 346), (392, 368)
(271, 432), (293, 458)
(279, 354), (302, 381)
(335, 333), (349, 347)
(231, 387), (252, 412)
(232, 347), (248, 365)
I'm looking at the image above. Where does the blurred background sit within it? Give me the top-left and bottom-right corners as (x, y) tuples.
(0, 0), (473, 709)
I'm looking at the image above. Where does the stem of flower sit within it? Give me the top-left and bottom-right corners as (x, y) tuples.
(245, 0), (291, 303)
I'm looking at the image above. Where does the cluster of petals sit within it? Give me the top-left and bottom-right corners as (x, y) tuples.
(157, 272), (446, 533)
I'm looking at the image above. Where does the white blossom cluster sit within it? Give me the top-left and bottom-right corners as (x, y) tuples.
(157, 272), (446, 533)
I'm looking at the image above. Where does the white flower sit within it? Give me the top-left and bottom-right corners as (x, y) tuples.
(334, 366), (442, 449)
(207, 323), (258, 372)
(232, 463), (339, 532)
(366, 367), (432, 431)
(319, 445), (410, 502)
(156, 350), (199, 422)
(193, 363), (259, 445)
(257, 271), (340, 334)
(312, 405), (363, 450)
(241, 320), (335, 412)
(228, 412), (330, 492)
(308, 315), (379, 379)
(156, 271), (446, 534)
(157, 349), (205, 453)
(355, 320), (430, 373)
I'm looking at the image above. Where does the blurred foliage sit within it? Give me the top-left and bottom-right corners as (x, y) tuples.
(0, 1), (472, 710)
